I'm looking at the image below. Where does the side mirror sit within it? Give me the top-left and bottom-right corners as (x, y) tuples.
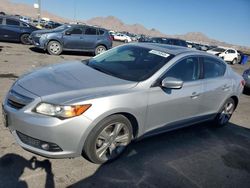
(65, 31), (71, 35)
(161, 77), (183, 89)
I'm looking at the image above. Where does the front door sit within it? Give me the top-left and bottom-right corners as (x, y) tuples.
(63, 26), (84, 50)
(146, 56), (204, 132)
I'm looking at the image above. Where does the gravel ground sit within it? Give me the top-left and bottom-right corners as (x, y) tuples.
(0, 41), (250, 188)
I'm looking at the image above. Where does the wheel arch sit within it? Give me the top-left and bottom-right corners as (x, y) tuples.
(46, 39), (63, 48)
(230, 95), (239, 109)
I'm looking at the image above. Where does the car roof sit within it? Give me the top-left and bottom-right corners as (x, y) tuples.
(69, 24), (107, 30)
(130, 42), (197, 55)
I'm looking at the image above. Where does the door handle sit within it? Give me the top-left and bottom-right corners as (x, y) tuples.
(190, 92), (200, 99)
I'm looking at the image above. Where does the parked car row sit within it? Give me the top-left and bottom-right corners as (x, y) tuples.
(0, 15), (247, 67)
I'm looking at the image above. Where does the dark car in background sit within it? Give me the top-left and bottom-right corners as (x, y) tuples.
(0, 15), (38, 44)
(44, 21), (62, 29)
(146, 37), (188, 47)
(29, 24), (113, 55)
(243, 68), (250, 89)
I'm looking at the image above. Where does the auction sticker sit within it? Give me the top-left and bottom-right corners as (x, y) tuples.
(149, 50), (170, 58)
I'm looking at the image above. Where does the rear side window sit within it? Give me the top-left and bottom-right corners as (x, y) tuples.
(0, 18), (3, 25)
(203, 57), (226, 79)
(98, 29), (105, 35)
(164, 57), (200, 82)
(6, 19), (20, 26)
(85, 27), (97, 35)
(228, 49), (235, 54)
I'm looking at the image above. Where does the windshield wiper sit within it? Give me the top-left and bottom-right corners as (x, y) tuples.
(90, 65), (114, 76)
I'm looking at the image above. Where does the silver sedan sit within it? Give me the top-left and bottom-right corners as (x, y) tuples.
(2, 43), (244, 164)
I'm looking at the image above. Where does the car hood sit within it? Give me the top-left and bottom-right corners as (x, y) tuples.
(206, 50), (221, 55)
(31, 29), (61, 36)
(17, 61), (137, 104)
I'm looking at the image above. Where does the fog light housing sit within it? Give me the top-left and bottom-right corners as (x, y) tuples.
(17, 131), (63, 152)
(41, 143), (50, 151)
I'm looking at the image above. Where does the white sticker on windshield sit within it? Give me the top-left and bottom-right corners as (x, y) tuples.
(149, 50), (170, 58)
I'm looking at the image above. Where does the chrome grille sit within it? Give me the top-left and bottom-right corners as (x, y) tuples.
(7, 90), (33, 110)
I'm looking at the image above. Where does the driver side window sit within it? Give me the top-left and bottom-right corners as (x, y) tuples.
(164, 57), (200, 82)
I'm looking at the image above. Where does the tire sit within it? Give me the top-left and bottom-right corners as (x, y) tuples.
(231, 58), (237, 65)
(214, 98), (235, 126)
(47, 41), (62, 55)
(83, 114), (133, 164)
(124, 39), (128, 43)
(20, 33), (31, 45)
(94, 45), (107, 56)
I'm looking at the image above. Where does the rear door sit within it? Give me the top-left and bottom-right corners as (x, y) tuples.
(200, 57), (231, 117)
(1, 18), (21, 41)
(146, 56), (204, 132)
(81, 27), (99, 50)
(63, 25), (84, 50)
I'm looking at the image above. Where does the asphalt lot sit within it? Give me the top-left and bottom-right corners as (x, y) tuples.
(0, 41), (250, 188)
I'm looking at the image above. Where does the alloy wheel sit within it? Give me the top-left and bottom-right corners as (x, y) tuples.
(218, 101), (234, 125)
(96, 46), (106, 55)
(49, 42), (61, 54)
(95, 122), (130, 161)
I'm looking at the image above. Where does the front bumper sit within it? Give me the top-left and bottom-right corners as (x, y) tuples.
(30, 36), (47, 50)
(2, 86), (93, 158)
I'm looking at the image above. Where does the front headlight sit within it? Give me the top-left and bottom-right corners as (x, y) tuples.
(35, 33), (42, 37)
(34, 103), (91, 119)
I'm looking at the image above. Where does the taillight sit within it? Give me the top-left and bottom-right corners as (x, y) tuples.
(109, 35), (113, 41)
(241, 80), (246, 87)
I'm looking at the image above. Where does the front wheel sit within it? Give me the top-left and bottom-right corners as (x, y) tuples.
(214, 98), (235, 126)
(47, 41), (62, 55)
(83, 115), (133, 164)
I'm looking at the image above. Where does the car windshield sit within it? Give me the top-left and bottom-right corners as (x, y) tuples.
(87, 45), (174, 82)
(212, 48), (226, 53)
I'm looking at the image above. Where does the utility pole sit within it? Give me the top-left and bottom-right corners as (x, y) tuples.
(38, 0), (41, 25)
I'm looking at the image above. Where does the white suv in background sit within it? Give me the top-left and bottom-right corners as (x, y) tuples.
(207, 47), (240, 64)
(113, 33), (132, 43)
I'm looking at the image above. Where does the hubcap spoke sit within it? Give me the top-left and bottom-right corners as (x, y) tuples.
(113, 123), (124, 136)
(99, 129), (110, 141)
(96, 143), (109, 158)
(115, 134), (129, 143)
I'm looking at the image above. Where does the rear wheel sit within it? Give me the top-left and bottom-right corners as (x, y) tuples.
(231, 58), (237, 65)
(83, 115), (133, 164)
(20, 33), (30, 45)
(47, 41), (62, 55)
(94, 45), (107, 56)
(214, 98), (235, 126)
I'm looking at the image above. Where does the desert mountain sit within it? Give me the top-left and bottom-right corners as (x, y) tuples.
(1, 0), (249, 51)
